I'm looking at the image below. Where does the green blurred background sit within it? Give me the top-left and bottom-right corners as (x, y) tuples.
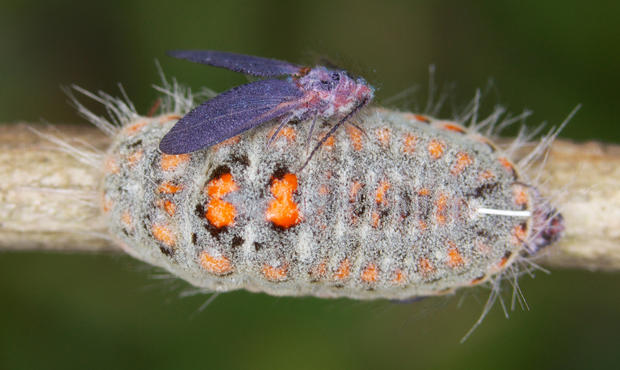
(1, 1), (619, 369)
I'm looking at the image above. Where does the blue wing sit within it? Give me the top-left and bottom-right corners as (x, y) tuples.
(159, 79), (304, 154)
(166, 50), (304, 77)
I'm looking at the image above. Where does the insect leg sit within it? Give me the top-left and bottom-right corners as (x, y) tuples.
(304, 115), (319, 154)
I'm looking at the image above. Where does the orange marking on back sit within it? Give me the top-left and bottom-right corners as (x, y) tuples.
(349, 181), (363, 201)
(511, 223), (527, 245)
(428, 139), (446, 159)
(323, 135), (335, 149)
(498, 254), (511, 268)
(262, 264), (288, 281)
(124, 121), (147, 135)
(334, 258), (351, 280)
(200, 251), (233, 275)
(318, 184), (329, 195)
(513, 185), (529, 206)
(418, 188), (430, 196)
(127, 149), (144, 167)
(447, 244), (464, 267)
(310, 260), (328, 280)
(163, 200), (176, 216)
(440, 122), (466, 133)
(471, 275), (486, 285)
(375, 128), (391, 146)
(435, 193), (448, 224)
(418, 219), (428, 230)
(104, 157), (120, 174)
(418, 258), (434, 275)
(160, 153), (190, 171)
(371, 211), (380, 227)
(375, 181), (390, 205)
(346, 125), (363, 151)
(265, 173), (301, 228)
(121, 211), (132, 229)
(158, 181), (183, 194)
(479, 170), (495, 180)
(213, 135), (241, 151)
(160, 114), (182, 123)
(412, 114), (430, 123)
(206, 173), (239, 228)
(361, 263), (378, 283)
(392, 269), (406, 284)
(498, 157), (515, 174)
(403, 134), (417, 153)
(451, 152), (473, 175)
(152, 223), (175, 246)
(268, 126), (297, 143)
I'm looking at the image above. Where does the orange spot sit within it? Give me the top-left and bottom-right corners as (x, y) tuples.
(127, 149), (144, 167)
(447, 245), (464, 267)
(418, 188), (430, 196)
(323, 135), (335, 149)
(428, 139), (446, 159)
(346, 125), (363, 151)
(375, 180), (390, 205)
(158, 181), (183, 194)
(361, 263), (378, 283)
(160, 153), (190, 171)
(435, 193), (448, 224)
(334, 258), (351, 280)
(104, 157), (120, 174)
(471, 275), (486, 285)
(375, 128), (391, 146)
(152, 224), (175, 246)
(511, 223), (527, 245)
(265, 173), (301, 228)
(498, 157), (515, 174)
(371, 211), (380, 227)
(418, 220), (428, 230)
(349, 181), (363, 201)
(121, 211), (132, 229)
(310, 260), (327, 279)
(162, 114), (182, 122)
(419, 258), (434, 275)
(163, 200), (176, 216)
(200, 251), (233, 275)
(318, 184), (329, 195)
(479, 170), (495, 180)
(440, 122), (466, 133)
(403, 134), (417, 153)
(405, 114), (430, 123)
(513, 185), (529, 206)
(498, 254), (511, 268)
(213, 135), (241, 151)
(205, 173), (239, 228)
(451, 152), (473, 175)
(262, 264), (288, 281)
(392, 269), (406, 284)
(124, 121), (147, 135)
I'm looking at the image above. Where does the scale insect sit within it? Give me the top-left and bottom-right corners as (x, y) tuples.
(159, 50), (375, 169)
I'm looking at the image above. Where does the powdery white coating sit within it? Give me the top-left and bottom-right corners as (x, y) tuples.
(101, 107), (547, 300)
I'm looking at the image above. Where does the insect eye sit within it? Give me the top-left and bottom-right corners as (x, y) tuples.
(321, 80), (330, 85)
(331, 72), (340, 81)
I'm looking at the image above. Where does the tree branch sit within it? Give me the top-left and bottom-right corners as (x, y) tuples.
(1, 122), (618, 271)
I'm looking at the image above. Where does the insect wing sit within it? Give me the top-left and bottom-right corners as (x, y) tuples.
(159, 79), (304, 154)
(167, 50), (304, 77)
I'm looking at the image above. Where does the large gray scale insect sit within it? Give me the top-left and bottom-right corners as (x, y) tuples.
(159, 50), (375, 168)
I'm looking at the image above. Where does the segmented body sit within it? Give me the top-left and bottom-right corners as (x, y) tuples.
(102, 108), (545, 300)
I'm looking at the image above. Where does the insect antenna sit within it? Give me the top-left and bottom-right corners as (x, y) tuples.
(298, 97), (370, 171)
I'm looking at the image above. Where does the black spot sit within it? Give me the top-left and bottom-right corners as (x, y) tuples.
(191, 233), (197, 245)
(254, 242), (264, 251)
(270, 222), (298, 232)
(194, 204), (205, 218)
(477, 229), (489, 238)
(159, 245), (174, 257)
(231, 236), (244, 248)
(520, 221), (528, 232)
(128, 139), (143, 148)
(470, 182), (499, 199)
(271, 165), (290, 180)
(208, 165), (232, 182)
(204, 222), (228, 238)
(503, 251), (513, 260)
(230, 154), (250, 167)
